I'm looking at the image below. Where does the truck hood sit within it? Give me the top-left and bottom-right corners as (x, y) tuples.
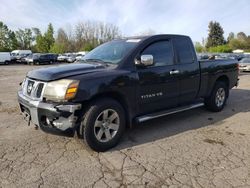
(27, 63), (105, 81)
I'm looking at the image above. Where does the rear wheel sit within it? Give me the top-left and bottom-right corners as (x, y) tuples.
(81, 98), (125, 152)
(205, 81), (228, 112)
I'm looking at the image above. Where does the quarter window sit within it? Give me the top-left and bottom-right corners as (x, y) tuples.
(174, 38), (194, 64)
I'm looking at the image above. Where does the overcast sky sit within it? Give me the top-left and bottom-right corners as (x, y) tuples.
(0, 0), (249, 42)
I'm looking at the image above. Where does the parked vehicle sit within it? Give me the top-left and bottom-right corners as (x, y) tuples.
(46, 53), (58, 63)
(0, 52), (11, 64)
(239, 58), (250, 72)
(75, 51), (88, 61)
(18, 35), (239, 151)
(57, 54), (69, 62)
(66, 54), (76, 63)
(11, 50), (32, 63)
(58, 53), (76, 63)
(27, 53), (57, 65)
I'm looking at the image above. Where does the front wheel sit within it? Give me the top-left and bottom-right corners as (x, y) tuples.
(81, 98), (125, 152)
(205, 81), (228, 112)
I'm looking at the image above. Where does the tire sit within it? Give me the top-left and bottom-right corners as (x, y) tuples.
(81, 98), (126, 152)
(205, 81), (228, 112)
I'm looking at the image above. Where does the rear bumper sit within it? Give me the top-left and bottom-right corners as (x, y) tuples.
(18, 91), (81, 132)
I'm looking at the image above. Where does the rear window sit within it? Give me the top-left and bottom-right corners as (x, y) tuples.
(174, 37), (194, 64)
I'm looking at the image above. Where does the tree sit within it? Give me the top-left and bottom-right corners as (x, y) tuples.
(8, 31), (18, 50)
(0, 21), (18, 51)
(45, 23), (55, 51)
(74, 21), (121, 51)
(208, 45), (232, 53)
(50, 28), (69, 53)
(228, 32), (250, 50)
(237, 32), (247, 41)
(194, 42), (205, 53)
(227, 32), (234, 43)
(36, 23), (55, 52)
(206, 21), (225, 48)
(50, 43), (65, 54)
(15, 28), (33, 49)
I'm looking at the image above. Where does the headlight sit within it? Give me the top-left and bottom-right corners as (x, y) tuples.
(43, 79), (79, 102)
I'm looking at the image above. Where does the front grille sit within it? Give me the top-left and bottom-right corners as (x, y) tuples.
(23, 78), (46, 100)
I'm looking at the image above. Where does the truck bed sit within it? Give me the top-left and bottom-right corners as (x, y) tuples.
(198, 59), (239, 98)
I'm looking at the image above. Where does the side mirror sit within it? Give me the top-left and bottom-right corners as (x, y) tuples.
(136, 55), (154, 66)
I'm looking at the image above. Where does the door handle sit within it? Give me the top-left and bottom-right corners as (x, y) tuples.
(169, 70), (180, 75)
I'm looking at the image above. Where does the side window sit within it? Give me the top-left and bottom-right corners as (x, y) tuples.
(174, 37), (194, 64)
(141, 40), (174, 66)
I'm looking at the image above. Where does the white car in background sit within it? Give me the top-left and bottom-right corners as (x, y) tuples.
(0, 52), (11, 64)
(11, 50), (32, 62)
(75, 51), (88, 61)
(239, 58), (250, 72)
(58, 53), (76, 63)
(57, 54), (68, 62)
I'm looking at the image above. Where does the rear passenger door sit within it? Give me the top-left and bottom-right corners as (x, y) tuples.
(137, 39), (180, 114)
(173, 37), (200, 104)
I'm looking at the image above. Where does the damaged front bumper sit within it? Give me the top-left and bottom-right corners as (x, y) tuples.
(18, 91), (81, 132)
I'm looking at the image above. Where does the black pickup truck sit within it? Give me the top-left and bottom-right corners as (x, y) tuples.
(18, 35), (239, 151)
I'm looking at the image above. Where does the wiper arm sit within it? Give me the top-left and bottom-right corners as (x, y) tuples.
(84, 58), (113, 66)
(84, 58), (105, 63)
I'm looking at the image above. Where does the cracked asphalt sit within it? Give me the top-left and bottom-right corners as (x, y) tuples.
(0, 65), (250, 188)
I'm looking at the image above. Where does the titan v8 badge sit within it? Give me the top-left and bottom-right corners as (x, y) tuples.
(141, 92), (163, 99)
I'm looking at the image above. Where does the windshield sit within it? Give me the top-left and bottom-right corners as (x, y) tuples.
(83, 40), (138, 64)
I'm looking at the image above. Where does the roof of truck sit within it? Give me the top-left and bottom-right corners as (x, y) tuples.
(122, 34), (189, 40)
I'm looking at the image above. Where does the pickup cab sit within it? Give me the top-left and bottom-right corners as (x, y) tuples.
(18, 35), (239, 151)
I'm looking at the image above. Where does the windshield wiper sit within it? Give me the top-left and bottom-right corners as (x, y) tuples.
(84, 58), (114, 66)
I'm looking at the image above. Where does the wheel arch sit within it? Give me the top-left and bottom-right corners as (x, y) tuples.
(80, 91), (132, 129)
(215, 75), (229, 97)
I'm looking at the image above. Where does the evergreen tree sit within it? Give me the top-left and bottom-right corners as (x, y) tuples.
(0, 21), (19, 51)
(206, 21), (225, 48)
(36, 23), (55, 52)
(8, 31), (18, 50)
(45, 23), (55, 51)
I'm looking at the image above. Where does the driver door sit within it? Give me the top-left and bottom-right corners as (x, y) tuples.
(136, 39), (180, 115)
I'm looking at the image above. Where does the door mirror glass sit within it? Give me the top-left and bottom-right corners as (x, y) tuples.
(139, 55), (154, 66)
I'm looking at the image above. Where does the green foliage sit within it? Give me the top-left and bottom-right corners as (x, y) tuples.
(206, 21), (225, 48)
(81, 43), (95, 51)
(50, 43), (65, 54)
(8, 31), (18, 50)
(0, 21), (18, 51)
(15, 28), (33, 49)
(208, 45), (232, 53)
(227, 32), (234, 43)
(226, 32), (250, 50)
(36, 23), (55, 52)
(0, 20), (120, 53)
(194, 42), (205, 53)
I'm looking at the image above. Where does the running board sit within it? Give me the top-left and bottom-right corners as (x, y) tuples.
(136, 102), (204, 123)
